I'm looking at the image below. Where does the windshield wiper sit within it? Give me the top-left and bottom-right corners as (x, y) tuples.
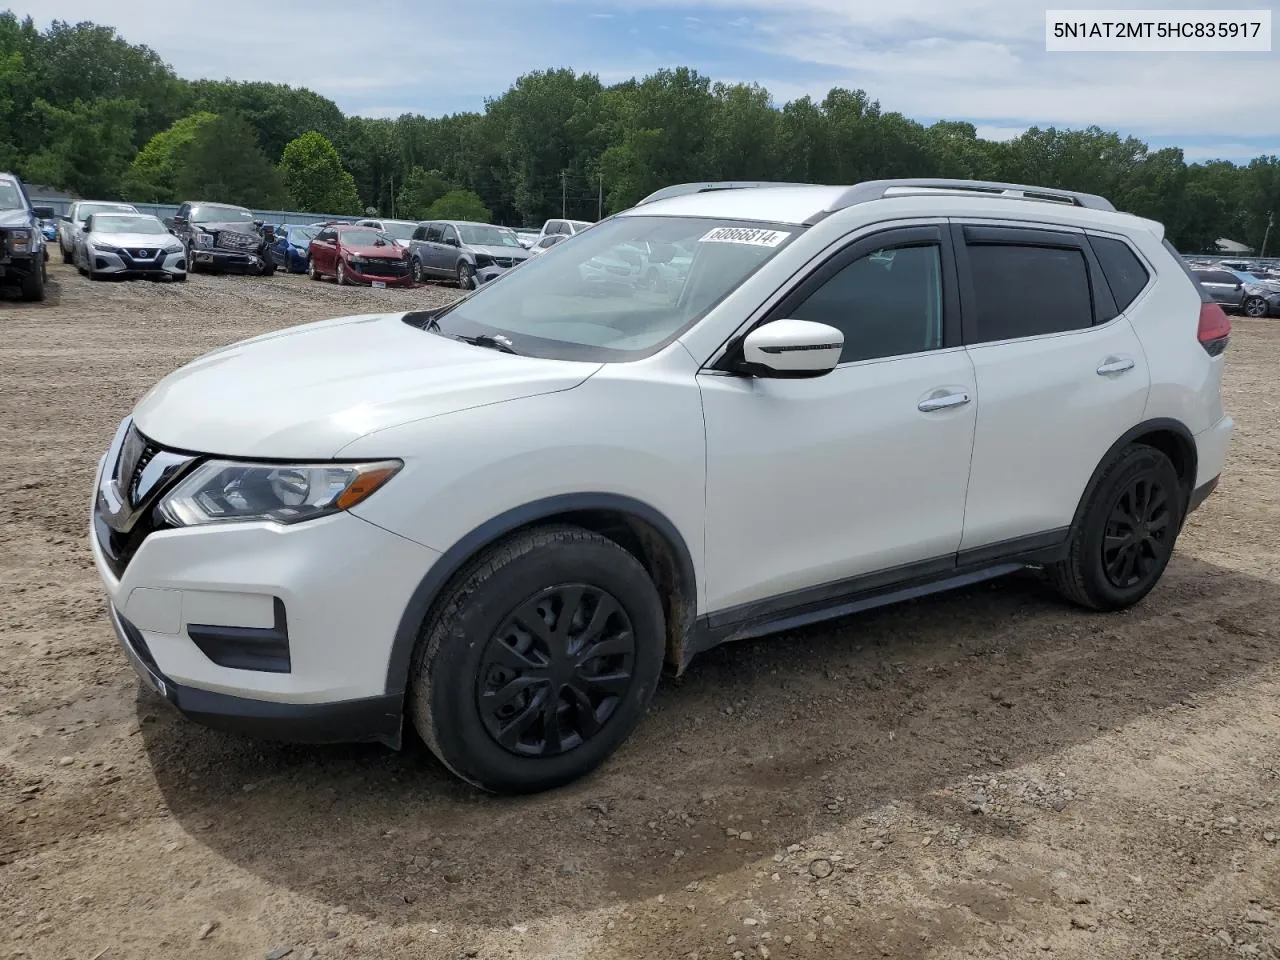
(452, 333), (519, 354)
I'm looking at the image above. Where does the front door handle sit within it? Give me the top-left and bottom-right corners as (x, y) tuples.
(918, 391), (971, 413)
(1097, 356), (1135, 376)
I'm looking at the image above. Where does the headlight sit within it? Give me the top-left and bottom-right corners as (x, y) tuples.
(347, 255), (365, 265)
(93, 243), (122, 254)
(194, 232), (213, 249)
(157, 459), (401, 527)
(9, 228), (31, 251)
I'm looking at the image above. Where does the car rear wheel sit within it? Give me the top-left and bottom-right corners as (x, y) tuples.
(1047, 444), (1185, 611)
(1243, 296), (1269, 318)
(407, 525), (665, 794)
(457, 261), (475, 290)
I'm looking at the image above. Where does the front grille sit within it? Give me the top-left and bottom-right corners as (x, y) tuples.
(215, 231), (259, 251)
(117, 248), (168, 270)
(96, 423), (182, 576)
(357, 259), (408, 277)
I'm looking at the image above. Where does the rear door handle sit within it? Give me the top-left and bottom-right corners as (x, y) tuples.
(1097, 357), (1135, 376)
(918, 391), (971, 412)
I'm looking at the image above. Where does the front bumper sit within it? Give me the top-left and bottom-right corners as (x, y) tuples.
(90, 434), (442, 744)
(346, 262), (414, 287)
(108, 604), (404, 745)
(91, 248), (186, 278)
(192, 247), (266, 272)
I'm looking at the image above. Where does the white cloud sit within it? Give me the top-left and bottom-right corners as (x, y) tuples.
(1180, 142), (1280, 162)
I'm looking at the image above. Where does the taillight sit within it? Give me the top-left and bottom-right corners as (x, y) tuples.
(1198, 301), (1231, 356)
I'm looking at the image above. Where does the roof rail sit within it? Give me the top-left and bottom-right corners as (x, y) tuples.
(822, 178), (1116, 215)
(636, 181), (819, 205)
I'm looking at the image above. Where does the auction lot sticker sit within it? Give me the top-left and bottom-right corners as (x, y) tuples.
(699, 227), (790, 247)
(1046, 9), (1271, 51)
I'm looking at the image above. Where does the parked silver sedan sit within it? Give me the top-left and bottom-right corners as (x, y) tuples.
(56, 199), (139, 263)
(75, 212), (187, 281)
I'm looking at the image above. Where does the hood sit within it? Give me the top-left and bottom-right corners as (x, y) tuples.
(0, 208), (32, 228)
(92, 231), (182, 249)
(132, 313), (601, 458)
(473, 243), (528, 260)
(344, 242), (404, 258)
(198, 221), (259, 235)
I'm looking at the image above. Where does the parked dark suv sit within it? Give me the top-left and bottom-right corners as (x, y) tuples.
(0, 173), (54, 301)
(168, 202), (275, 275)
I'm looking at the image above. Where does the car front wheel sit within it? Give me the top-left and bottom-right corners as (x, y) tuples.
(457, 261), (475, 289)
(408, 525), (665, 794)
(1047, 443), (1185, 611)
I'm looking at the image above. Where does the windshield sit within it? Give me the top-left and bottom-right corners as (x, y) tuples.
(93, 215), (167, 235)
(287, 226), (317, 244)
(339, 228), (391, 246)
(416, 215), (797, 361)
(459, 224), (523, 247)
(569, 220), (592, 231)
(193, 205), (254, 223)
(0, 181), (22, 210)
(77, 201), (135, 222)
(379, 222), (416, 240)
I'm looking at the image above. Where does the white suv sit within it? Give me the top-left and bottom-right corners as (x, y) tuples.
(91, 178), (1234, 793)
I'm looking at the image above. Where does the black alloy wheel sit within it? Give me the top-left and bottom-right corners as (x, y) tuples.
(1101, 473), (1173, 589)
(1243, 296), (1269, 318)
(1046, 443), (1184, 611)
(476, 584), (637, 758)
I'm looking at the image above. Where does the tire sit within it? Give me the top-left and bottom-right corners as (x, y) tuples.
(174, 271), (187, 282)
(309, 257), (321, 281)
(411, 257), (423, 283)
(60, 242), (72, 264)
(457, 261), (475, 290)
(408, 525), (665, 794)
(1243, 296), (1269, 318)
(337, 261), (349, 286)
(185, 245), (199, 274)
(260, 260), (276, 277)
(20, 259), (46, 302)
(1047, 444), (1185, 611)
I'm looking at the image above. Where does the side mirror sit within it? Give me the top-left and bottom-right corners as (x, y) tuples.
(32, 205), (55, 219)
(740, 319), (843, 378)
(82, 222), (92, 232)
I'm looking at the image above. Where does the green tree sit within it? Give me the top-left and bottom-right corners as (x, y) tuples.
(424, 189), (490, 222)
(122, 111), (218, 201)
(396, 166), (452, 219)
(278, 130), (361, 214)
(174, 112), (287, 208)
(24, 96), (140, 197)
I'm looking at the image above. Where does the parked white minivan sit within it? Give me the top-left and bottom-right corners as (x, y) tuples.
(92, 178), (1233, 793)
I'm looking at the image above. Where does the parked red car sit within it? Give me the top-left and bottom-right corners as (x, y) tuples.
(308, 224), (414, 287)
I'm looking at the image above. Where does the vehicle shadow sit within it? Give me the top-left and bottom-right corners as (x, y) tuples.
(0, 264), (61, 306)
(139, 555), (1279, 929)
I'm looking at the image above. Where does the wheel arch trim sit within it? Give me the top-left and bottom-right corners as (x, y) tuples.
(1069, 417), (1197, 535)
(383, 493), (698, 697)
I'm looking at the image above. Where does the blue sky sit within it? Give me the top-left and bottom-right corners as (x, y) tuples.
(16, 0), (1280, 162)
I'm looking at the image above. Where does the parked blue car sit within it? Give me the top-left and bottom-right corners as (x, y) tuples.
(267, 224), (318, 273)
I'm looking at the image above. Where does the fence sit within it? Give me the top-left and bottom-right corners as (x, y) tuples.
(37, 197), (360, 227)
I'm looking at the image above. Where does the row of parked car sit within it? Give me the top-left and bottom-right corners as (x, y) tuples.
(43, 194), (602, 291)
(1186, 257), (1280, 318)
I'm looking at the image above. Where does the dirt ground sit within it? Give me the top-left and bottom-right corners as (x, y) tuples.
(2, 262), (1279, 960)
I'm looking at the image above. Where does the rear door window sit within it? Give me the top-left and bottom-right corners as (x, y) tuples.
(965, 241), (1094, 342)
(425, 223), (443, 243)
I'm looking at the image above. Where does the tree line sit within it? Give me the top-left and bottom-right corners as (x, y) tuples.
(2, 13), (1277, 252)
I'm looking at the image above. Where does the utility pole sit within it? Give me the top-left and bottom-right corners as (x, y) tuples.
(560, 170), (567, 218)
(598, 172), (603, 221)
(1261, 211), (1275, 260)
